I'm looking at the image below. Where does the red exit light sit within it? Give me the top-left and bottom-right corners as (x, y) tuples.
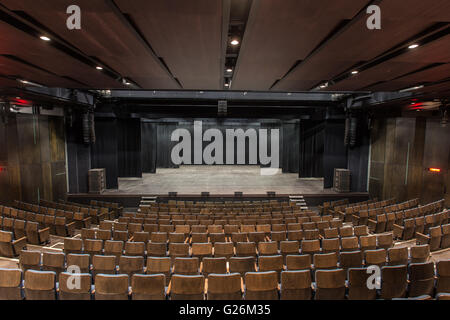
(428, 168), (441, 173)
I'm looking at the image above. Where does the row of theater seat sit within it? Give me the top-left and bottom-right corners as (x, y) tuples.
(20, 246), (433, 281)
(3, 261), (450, 300)
(64, 234), (400, 260)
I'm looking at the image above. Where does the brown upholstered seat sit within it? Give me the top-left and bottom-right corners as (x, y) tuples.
(131, 274), (166, 300)
(202, 257), (227, 275)
(380, 265), (408, 299)
(347, 268), (377, 300)
(364, 249), (387, 267)
(436, 260), (450, 294)
(170, 274), (205, 300)
(173, 257), (200, 275)
(42, 252), (65, 277)
(146, 257), (171, 285)
(0, 230), (27, 258)
(92, 255), (117, 277)
(66, 253), (91, 273)
(207, 273), (242, 300)
(0, 268), (23, 300)
(24, 270), (56, 300)
(214, 242), (234, 260)
(408, 262), (435, 297)
(410, 244), (430, 263)
(229, 256), (256, 277)
(94, 274), (129, 300)
(244, 271), (278, 300)
(314, 269), (346, 300)
(59, 272), (92, 300)
(19, 250), (41, 272)
(280, 270), (312, 300)
(64, 237), (83, 255)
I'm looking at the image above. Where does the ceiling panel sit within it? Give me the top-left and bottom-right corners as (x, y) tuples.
(274, 0), (450, 91)
(0, 56), (85, 88)
(366, 63), (450, 91)
(232, 0), (369, 90)
(0, 0), (179, 89)
(116, 0), (225, 90)
(327, 61), (430, 91)
(0, 77), (21, 88)
(0, 21), (126, 89)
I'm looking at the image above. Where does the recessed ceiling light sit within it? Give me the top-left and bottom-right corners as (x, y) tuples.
(226, 68), (233, 73)
(351, 70), (359, 74)
(224, 83), (229, 87)
(96, 66), (103, 70)
(40, 36), (51, 41)
(230, 39), (239, 46)
(399, 85), (424, 92)
(408, 44), (419, 49)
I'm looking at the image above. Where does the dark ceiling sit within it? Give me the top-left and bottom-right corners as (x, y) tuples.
(0, 0), (449, 99)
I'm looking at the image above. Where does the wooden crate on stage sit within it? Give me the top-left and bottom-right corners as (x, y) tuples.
(88, 168), (106, 194)
(333, 168), (351, 193)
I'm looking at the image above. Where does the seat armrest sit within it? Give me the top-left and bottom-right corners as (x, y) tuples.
(393, 224), (404, 239)
(415, 232), (430, 245)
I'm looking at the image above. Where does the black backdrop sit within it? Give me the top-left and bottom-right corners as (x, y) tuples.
(67, 115), (369, 192)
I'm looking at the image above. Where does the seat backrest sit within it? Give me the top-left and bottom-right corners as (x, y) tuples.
(339, 251), (363, 270)
(92, 255), (116, 273)
(214, 242), (234, 258)
(244, 271), (278, 300)
(58, 272), (92, 300)
(191, 243), (213, 258)
(387, 247), (408, 265)
(24, 270), (56, 300)
(313, 252), (338, 270)
(286, 254), (311, 270)
(341, 236), (359, 251)
(42, 252), (65, 270)
(365, 249), (387, 267)
(347, 268), (377, 300)
(169, 243), (190, 257)
(131, 274), (165, 300)
(174, 257), (200, 275)
(207, 273), (242, 300)
(66, 254), (90, 273)
(171, 275), (205, 300)
(258, 255), (283, 273)
(0, 230), (13, 242)
(202, 257), (227, 275)
(236, 242), (256, 256)
(104, 240), (124, 254)
(20, 250), (41, 270)
(229, 257), (256, 275)
(380, 265), (408, 299)
(408, 261), (435, 297)
(147, 242), (167, 256)
(124, 241), (146, 256)
(410, 244), (430, 263)
(258, 241), (278, 255)
(119, 256), (145, 275)
(147, 257), (171, 274)
(95, 274), (129, 300)
(280, 270), (311, 300)
(315, 269), (346, 300)
(0, 268), (22, 300)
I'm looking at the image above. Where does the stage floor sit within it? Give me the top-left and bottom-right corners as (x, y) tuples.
(104, 165), (336, 195)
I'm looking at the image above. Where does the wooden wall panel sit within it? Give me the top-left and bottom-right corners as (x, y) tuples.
(369, 116), (450, 205)
(0, 114), (67, 204)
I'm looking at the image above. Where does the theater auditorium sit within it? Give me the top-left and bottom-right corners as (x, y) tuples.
(0, 0), (449, 302)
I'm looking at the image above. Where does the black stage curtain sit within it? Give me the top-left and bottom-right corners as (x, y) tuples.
(91, 118), (118, 189)
(117, 119), (142, 178)
(141, 121), (157, 173)
(323, 120), (347, 188)
(347, 116), (370, 192)
(282, 122), (299, 173)
(66, 115), (91, 193)
(156, 122), (179, 168)
(299, 121), (324, 178)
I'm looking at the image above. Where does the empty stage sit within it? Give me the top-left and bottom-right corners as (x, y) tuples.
(106, 165), (330, 195)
